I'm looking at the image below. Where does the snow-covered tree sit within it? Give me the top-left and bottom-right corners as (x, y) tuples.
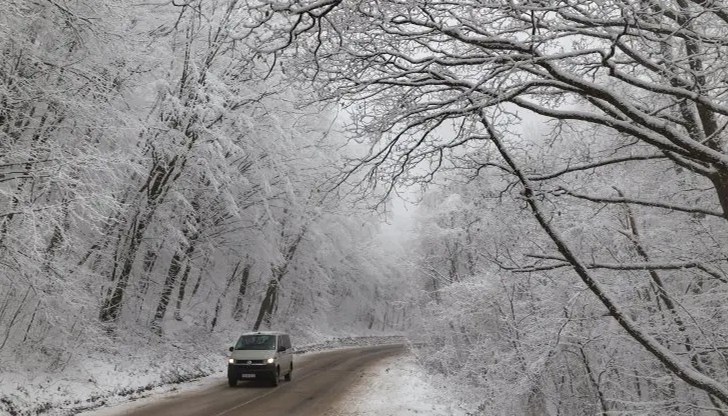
(0, 3), (411, 412)
(249, 0), (728, 412)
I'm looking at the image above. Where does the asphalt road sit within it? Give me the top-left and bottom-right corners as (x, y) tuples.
(92, 344), (404, 416)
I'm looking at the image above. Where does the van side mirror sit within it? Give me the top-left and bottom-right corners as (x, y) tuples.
(278, 345), (287, 352)
(229, 346), (234, 352)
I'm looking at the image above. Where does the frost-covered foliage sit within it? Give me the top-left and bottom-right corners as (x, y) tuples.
(0, 1), (410, 413)
(409, 135), (728, 415)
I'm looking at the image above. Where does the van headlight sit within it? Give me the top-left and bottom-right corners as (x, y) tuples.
(228, 358), (235, 364)
(266, 358), (275, 364)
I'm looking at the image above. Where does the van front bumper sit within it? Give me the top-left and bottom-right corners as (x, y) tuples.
(227, 363), (276, 380)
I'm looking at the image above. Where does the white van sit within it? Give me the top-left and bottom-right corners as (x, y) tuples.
(227, 331), (293, 387)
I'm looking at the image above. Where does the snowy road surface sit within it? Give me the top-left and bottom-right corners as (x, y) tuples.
(325, 351), (468, 416)
(83, 345), (404, 416)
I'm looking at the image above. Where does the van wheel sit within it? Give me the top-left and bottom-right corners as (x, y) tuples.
(271, 368), (280, 387)
(284, 363), (293, 381)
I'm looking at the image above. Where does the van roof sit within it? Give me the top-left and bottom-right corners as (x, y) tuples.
(238, 331), (288, 336)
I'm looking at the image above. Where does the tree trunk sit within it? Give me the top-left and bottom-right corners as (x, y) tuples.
(174, 263), (192, 321)
(151, 207), (200, 333)
(211, 297), (223, 331)
(253, 279), (278, 331)
(579, 347), (608, 414)
(138, 241), (164, 300)
(252, 226), (307, 330)
(150, 250), (184, 336)
(43, 198), (69, 274)
(99, 211), (148, 325)
(21, 300), (41, 343)
(710, 172), (728, 221)
(0, 287), (31, 351)
(232, 262), (251, 321)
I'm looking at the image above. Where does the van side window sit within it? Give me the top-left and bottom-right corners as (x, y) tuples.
(282, 335), (291, 349)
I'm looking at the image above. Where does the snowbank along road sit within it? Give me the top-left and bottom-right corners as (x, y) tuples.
(88, 344), (404, 416)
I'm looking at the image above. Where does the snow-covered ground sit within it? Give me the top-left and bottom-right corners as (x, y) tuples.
(327, 353), (469, 416)
(0, 335), (464, 416)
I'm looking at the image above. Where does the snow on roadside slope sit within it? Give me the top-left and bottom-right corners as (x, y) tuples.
(1, 335), (465, 416)
(327, 352), (469, 416)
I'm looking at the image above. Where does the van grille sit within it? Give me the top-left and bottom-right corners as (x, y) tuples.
(234, 359), (265, 365)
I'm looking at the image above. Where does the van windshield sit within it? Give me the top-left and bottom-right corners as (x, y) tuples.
(234, 335), (276, 350)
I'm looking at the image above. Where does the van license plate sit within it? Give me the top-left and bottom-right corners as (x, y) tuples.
(241, 374), (255, 378)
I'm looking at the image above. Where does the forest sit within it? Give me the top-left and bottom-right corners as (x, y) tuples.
(2, 0), (728, 415)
